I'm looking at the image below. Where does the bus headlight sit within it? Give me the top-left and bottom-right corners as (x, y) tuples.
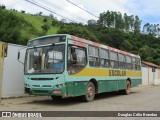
(55, 83), (66, 88)
(24, 83), (30, 87)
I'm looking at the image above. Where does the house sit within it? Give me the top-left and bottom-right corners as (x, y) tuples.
(142, 61), (160, 85)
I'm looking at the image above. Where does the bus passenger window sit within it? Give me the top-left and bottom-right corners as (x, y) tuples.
(89, 46), (100, 67)
(119, 54), (126, 69)
(100, 49), (110, 68)
(110, 51), (119, 69)
(132, 57), (136, 70)
(68, 46), (87, 74)
(126, 56), (133, 70)
(136, 58), (141, 70)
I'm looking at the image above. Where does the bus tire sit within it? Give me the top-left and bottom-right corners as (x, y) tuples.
(82, 82), (95, 102)
(51, 96), (62, 100)
(122, 80), (131, 95)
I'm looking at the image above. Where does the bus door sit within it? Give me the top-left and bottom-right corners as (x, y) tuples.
(67, 41), (88, 96)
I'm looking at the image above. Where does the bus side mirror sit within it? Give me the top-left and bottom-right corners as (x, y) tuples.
(17, 47), (27, 64)
(18, 52), (20, 60)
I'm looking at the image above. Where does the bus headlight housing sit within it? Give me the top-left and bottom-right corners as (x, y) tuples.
(55, 83), (66, 88)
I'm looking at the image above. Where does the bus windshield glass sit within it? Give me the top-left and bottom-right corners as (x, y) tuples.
(24, 44), (65, 74)
(28, 36), (66, 47)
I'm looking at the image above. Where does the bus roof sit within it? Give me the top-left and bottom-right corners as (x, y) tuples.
(70, 35), (140, 58)
(28, 34), (140, 58)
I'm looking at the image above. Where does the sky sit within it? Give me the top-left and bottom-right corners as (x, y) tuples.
(0, 0), (160, 25)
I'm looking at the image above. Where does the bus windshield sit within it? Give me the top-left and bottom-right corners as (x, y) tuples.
(24, 44), (65, 74)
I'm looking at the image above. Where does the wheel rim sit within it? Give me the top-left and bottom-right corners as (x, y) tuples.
(86, 83), (95, 101)
(87, 86), (94, 98)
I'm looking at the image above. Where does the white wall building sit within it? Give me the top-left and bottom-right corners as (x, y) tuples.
(142, 62), (160, 85)
(1, 43), (26, 97)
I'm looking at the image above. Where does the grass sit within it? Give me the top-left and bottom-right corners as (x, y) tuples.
(9, 10), (59, 35)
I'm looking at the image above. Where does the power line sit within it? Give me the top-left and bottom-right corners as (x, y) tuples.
(25, 0), (78, 23)
(14, 0), (45, 14)
(113, 0), (148, 23)
(33, 0), (83, 23)
(66, 0), (99, 19)
(43, 0), (87, 23)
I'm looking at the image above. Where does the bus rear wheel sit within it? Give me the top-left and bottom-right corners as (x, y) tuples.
(122, 80), (131, 95)
(83, 82), (95, 102)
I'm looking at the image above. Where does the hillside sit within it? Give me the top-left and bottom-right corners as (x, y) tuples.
(0, 7), (59, 45)
(0, 6), (160, 65)
(12, 11), (59, 34)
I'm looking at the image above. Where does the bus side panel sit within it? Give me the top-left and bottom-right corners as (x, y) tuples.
(66, 81), (87, 97)
(66, 82), (74, 96)
(98, 80), (118, 93)
(98, 78), (141, 93)
(131, 78), (142, 87)
(117, 80), (126, 90)
(73, 81), (87, 96)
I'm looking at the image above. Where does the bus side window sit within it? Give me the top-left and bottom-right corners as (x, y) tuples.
(132, 57), (136, 70)
(119, 53), (126, 69)
(68, 45), (87, 74)
(88, 46), (100, 67)
(136, 58), (141, 70)
(110, 51), (119, 69)
(100, 48), (110, 68)
(126, 56), (133, 70)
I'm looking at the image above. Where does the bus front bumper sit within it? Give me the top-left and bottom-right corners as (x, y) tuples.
(25, 84), (67, 97)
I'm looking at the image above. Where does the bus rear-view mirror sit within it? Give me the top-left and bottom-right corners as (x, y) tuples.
(18, 51), (20, 60)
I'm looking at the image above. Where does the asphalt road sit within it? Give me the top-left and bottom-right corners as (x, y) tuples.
(0, 85), (160, 120)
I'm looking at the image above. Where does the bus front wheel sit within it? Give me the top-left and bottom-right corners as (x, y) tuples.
(83, 82), (95, 102)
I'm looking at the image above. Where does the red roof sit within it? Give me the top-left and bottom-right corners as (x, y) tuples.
(142, 61), (159, 68)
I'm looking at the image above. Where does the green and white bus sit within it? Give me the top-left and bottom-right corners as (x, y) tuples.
(22, 34), (142, 102)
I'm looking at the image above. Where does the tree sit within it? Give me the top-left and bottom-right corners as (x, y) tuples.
(134, 15), (141, 33)
(139, 46), (150, 59)
(21, 10), (25, 13)
(88, 19), (97, 25)
(109, 30), (125, 49)
(52, 19), (58, 26)
(0, 8), (38, 45)
(49, 13), (54, 18)
(44, 18), (48, 22)
(97, 10), (141, 33)
(122, 40), (133, 51)
(61, 19), (66, 23)
(41, 24), (50, 32)
(0, 5), (5, 9)
(57, 25), (99, 42)
(38, 12), (43, 16)
(143, 23), (160, 37)
(124, 13), (130, 32)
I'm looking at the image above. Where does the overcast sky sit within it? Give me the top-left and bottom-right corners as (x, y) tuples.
(0, 0), (160, 25)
